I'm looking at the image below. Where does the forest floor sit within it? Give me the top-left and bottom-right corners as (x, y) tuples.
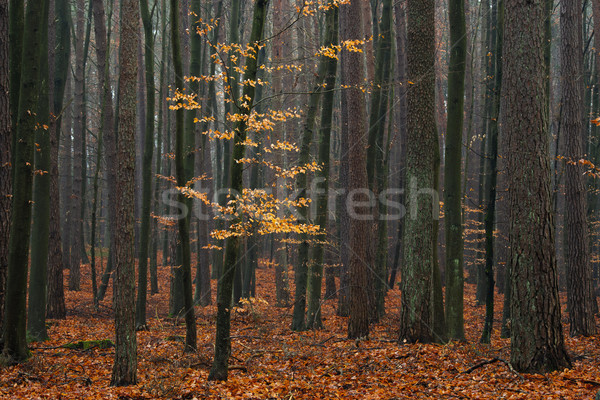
(1, 261), (599, 399)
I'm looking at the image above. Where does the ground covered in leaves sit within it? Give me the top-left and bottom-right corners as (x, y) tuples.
(1, 262), (599, 399)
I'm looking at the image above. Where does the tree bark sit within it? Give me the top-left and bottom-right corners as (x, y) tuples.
(208, 0), (270, 380)
(136, 0), (157, 331)
(306, 5), (338, 330)
(444, 0), (467, 341)
(503, 0), (571, 373)
(398, 0), (439, 344)
(69, 0), (85, 291)
(0, 0), (11, 335)
(341, 0), (370, 340)
(46, 0), (70, 320)
(110, 0), (139, 386)
(561, 0), (596, 337)
(28, 0), (51, 342)
(3, 0), (47, 363)
(171, 0), (197, 352)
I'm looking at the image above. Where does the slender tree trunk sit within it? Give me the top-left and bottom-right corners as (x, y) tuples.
(0, 0), (11, 334)
(171, 0), (197, 352)
(8, 0), (22, 171)
(388, 0), (408, 292)
(480, 0), (502, 345)
(110, 0), (139, 386)
(366, 0), (393, 321)
(503, 0), (571, 373)
(151, 0), (169, 296)
(561, 0), (596, 337)
(69, 0), (85, 291)
(60, 74), (72, 276)
(28, 0), (51, 341)
(341, 0), (371, 340)
(291, 36), (328, 331)
(444, 0), (467, 341)
(208, 0), (270, 380)
(93, 0), (117, 303)
(46, 0), (70, 320)
(592, 0), (600, 304)
(337, 47), (350, 317)
(306, 5), (338, 330)
(136, 0), (156, 331)
(3, 0), (48, 363)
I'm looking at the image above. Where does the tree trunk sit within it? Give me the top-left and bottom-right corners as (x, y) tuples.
(444, 0), (467, 341)
(69, 0), (85, 291)
(291, 33), (327, 331)
(0, 0), (11, 335)
(110, 0), (139, 386)
(561, 0), (596, 337)
(503, 0), (571, 373)
(28, 0), (51, 342)
(3, 0), (47, 363)
(171, 0), (197, 353)
(341, 0), (370, 340)
(46, 0), (70, 320)
(366, 0), (393, 321)
(388, 0), (408, 292)
(480, 0), (502, 345)
(306, 5), (338, 330)
(399, 0), (439, 344)
(136, 0), (156, 331)
(208, 0), (270, 380)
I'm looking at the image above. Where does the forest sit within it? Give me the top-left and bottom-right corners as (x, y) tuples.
(1, 0), (600, 398)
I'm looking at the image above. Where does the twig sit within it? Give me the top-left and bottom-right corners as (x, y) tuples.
(461, 357), (524, 382)
(563, 377), (600, 387)
(311, 335), (336, 347)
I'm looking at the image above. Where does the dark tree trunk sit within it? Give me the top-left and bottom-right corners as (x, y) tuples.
(3, 0), (47, 363)
(171, 0), (197, 352)
(0, 0), (10, 334)
(69, 0), (85, 292)
(503, 0), (571, 373)
(306, 5), (338, 330)
(444, 0), (467, 341)
(208, 0), (270, 380)
(46, 0), (70, 320)
(28, 0), (51, 342)
(110, 0), (139, 386)
(398, 0), (439, 344)
(341, 0), (370, 340)
(136, 0), (156, 331)
(561, 0), (596, 337)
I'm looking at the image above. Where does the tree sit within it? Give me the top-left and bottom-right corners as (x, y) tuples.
(47, 0), (70, 320)
(170, 0), (197, 352)
(95, 0), (118, 304)
(69, 0), (85, 291)
(444, 0), (467, 341)
(111, 0), (139, 386)
(398, 0), (440, 344)
(502, 0), (571, 372)
(0, 0), (10, 336)
(366, 0), (393, 320)
(306, 4), (339, 330)
(28, 0), (52, 341)
(3, 0), (48, 363)
(480, 0), (502, 345)
(208, 0), (270, 380)
(561, 0), (596, 337)
(291, 4), (330, 332)
(342, 0), (370, 340)
(136, 0), (156, 331)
